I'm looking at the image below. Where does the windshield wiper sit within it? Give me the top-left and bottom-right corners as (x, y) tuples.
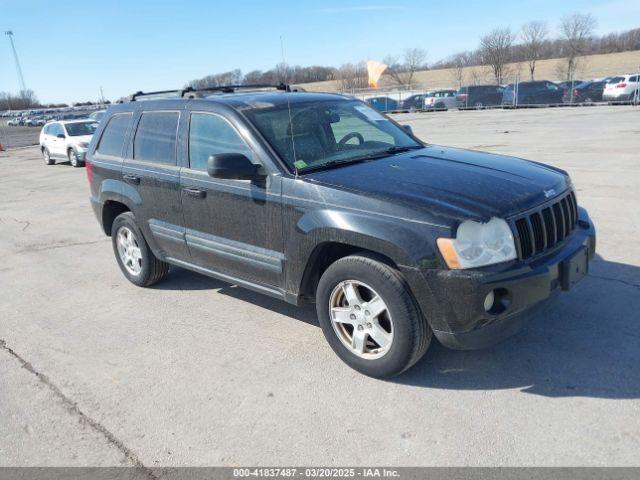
(298, 145), (422, 174)
(299, 157), (373, 173)
(352, 145), (422, 161)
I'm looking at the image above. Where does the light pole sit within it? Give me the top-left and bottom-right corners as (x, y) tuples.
(5, 30), (27, 94)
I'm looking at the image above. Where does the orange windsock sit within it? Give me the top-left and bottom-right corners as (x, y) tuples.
(367, 60), (387, 88)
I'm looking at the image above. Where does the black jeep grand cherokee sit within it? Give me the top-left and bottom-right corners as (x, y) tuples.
(87, 87), (596, 378)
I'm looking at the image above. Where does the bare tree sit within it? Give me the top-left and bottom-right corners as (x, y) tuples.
(335, 62), (368, 92)
(521, 21), (548, 80)
(448, 52), (471, 88)
(384, 48), (427, 87)
(479, 28), (514, 84)
(559, 12), (597, 80)
(0, 90), (40, 110)
(188, 69), (243, 89)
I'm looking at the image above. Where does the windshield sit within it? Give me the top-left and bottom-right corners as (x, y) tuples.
(65, 121), (98, 136)
(243, 99), (421, 172)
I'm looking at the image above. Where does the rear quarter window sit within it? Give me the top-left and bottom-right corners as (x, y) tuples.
(97, 113), (133, 157)
(133, 111), (180, 165)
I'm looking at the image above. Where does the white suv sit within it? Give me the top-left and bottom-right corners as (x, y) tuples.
(423, 89), (458, 110)
(603, 74), (640, 103)
(40, 120), (98, 167)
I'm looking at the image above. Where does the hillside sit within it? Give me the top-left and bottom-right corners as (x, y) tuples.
(301, 50), (640, 92)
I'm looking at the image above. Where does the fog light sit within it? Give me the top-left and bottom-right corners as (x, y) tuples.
(483, 291), (495, 312)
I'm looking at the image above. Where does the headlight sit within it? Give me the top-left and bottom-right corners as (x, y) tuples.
(437, 217), (517, 269)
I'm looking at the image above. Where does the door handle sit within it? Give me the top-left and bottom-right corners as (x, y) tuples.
(182, 187), (206, 199)
(123, 174), (141, 185)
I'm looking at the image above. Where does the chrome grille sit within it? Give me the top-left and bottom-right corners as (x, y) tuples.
(511, 190), (578, 260)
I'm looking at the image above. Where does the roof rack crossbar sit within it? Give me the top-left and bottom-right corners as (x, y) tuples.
(127, 83), (292, 102)
(181, 83), (291, 98)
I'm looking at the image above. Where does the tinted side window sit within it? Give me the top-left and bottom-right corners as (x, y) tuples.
(97, 113), (132, 157)
(189, 113), (253, 171)
(629, 76), (638, 83)
(133, 112), (179, 165)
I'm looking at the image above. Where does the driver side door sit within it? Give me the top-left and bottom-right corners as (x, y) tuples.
(48, 123), (67, 158)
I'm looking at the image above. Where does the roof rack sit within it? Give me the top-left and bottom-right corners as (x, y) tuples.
(126, 83), (293, 102)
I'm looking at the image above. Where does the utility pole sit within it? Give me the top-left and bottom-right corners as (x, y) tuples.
(5, 30), (27, 93)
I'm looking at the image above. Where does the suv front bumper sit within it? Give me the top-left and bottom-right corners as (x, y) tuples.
(405, 209), (596, 350)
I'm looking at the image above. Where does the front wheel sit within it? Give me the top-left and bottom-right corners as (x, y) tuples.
(316, 254), (431, 378)
(111, 212), (170, 287)
(68, 148), (83, 168)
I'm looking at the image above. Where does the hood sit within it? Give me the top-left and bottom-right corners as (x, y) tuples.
(304, 145), (570, 221)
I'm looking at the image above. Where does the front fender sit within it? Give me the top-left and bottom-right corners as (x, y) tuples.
(284, 208), (447, 297)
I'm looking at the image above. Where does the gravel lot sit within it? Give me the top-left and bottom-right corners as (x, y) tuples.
(0, 120), (41, 149)
(0, 106), (639, 468)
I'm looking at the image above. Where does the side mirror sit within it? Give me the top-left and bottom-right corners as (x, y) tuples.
(402, 125), (414, 135)
(207, 153), (264, 180)
(57, 133), (65, 139)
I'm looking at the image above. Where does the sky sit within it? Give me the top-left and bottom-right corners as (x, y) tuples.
(1, 0), (638, 104)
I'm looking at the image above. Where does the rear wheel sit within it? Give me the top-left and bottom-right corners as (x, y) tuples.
(111, 212), (170, 287)
(316, 254), (431, 378)
(42, 147), (54, 165)
(474, 101), (484, 109)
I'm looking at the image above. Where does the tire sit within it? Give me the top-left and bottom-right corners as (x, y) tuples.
(68, 148), (83, 168)
(316, 253), (431, 378)
(111, 212), (170, 287)
(474, 102), (483, 109)
(42, 147), (54, 165)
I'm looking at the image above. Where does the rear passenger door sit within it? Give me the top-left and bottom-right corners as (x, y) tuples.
(122, 110), (189, 261)
(179, 111), (284, 289)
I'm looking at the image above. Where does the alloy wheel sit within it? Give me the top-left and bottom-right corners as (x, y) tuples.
(116, 226), (143, 276)
(68, 150), (78, 167)
(329, 280), (394, 359)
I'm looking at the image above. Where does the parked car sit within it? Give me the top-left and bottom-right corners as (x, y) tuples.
(25, 117), (45, 127)
(562, 80), (606, 103)
(7, 118), (21, 126)
(365, 96), (399, 112)
(87, 88), (596, 378)
(423, 89), (457, 110)
(400, 94), (427, 111)
(502, 81), (564, 106)
(39, 119), (98, 167)
(88, 110), (107, 122)
(456, 85), (504, 108)
(602, 74), (640, 102)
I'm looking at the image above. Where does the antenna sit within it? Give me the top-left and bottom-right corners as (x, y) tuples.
(5, 31), (27, 94)
(280, 36), (298, 178)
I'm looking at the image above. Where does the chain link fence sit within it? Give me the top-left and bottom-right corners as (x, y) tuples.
(335, 68), (640, 113)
